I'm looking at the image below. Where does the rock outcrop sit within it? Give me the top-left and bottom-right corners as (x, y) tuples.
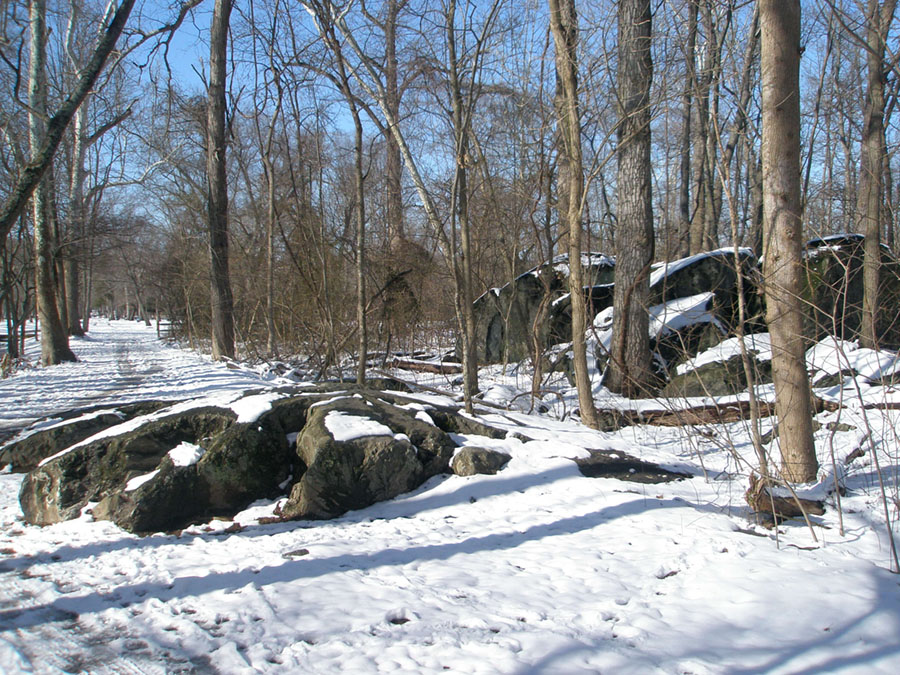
(472, 248), (761, 374)
(803, 234), (900, 349)
(14, 387), (510, 534)
(0, 400), (170, 472)
(451, 447), (511, 476)
(470, 253), (615, 364)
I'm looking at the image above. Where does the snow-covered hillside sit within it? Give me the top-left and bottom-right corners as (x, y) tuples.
(1, 320), (899, 673)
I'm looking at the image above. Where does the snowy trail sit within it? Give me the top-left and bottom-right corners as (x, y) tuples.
(1, 321), (900, 673)
(0, 555), (198, 674)
(0, 320), (271, 435)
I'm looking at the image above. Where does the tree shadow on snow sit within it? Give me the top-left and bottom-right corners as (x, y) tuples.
(7, 462), (649, 567)
(514, 559), (900, 674)
(0, 495), (694, 631)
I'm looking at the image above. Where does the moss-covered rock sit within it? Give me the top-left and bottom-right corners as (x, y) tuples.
(451, 447), (511, 476)
(0, 400), (171, 472)
(662, 353), (772, 398)
(280, 394), (458, 520)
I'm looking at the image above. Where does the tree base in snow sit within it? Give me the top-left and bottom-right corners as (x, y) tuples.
(745, 473), (825, 523)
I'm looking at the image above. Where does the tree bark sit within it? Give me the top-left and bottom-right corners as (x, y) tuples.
(384, 0), (405, 252)
(65, 100), (88, 337)
(0, 0), (136, 243)
(858, 0), (898, 348)
(678, 0), (698, 259)
(447, 0), (479, 408)
(207, 0), (236, 360)
(759, 0), (817, 483)
(548, 0), (599, 428)
(605, 0), (654, 398)
(29, 0), (76, 366)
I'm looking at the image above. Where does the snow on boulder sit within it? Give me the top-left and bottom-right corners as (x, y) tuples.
(451, 447), (511, 476)
(662, 333), (773, 398)
(0, 400), (170, 472)
(280, 393), (458, 520)
(19, 386), (512, 533)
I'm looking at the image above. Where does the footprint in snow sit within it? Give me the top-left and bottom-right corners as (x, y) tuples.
(385, 608), (418, 625)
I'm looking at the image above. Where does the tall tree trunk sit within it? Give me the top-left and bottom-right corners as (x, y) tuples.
(353, 109), (368, 385)
(688, 13), (710, 256)
(65, 100), (88, 337)
(678, 0), (698, 259)
(447, 0), (478, 409)
(858, 0), (897, 349)
(29, 0), (76, 366)
(759, 0), (816, 483)
(384, 0), (404, 252)
(265, 155), (278, 357)
(207, 0), (235, 360)
(548, 0), (599, 427)
(605, 0), (654, 398)
(0, 0), (136, 242)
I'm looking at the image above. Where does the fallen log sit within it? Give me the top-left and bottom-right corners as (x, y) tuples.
(593, 394), (855, 431)
(593, 399), (777, 430)
(388, 357), (463, 374)
(745, 473), (825, 521)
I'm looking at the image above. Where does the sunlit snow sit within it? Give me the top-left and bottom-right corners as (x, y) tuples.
(1, 319), (900, 673)
(168, 441), (205, 467)
(324, 411), (394, 441)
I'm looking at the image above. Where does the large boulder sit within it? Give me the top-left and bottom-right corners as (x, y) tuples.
(471, 248), (761, 374)
(470, 253), (615, 364)
(0, 400), (170, 472)
(803, 234), (900, 349)
(20, 393), (326, 533)
(19, 386), (504, 533)
(280, 393), (457, 520)
(19, 406), (238, 526)
(648, 247), (760, 332)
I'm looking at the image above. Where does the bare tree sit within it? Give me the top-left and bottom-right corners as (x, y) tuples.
(29, 0), (76, 365)
(605, 0), (654, 398)
(857, 0), (898, 348)
(678, 0), (698, 259)
(759, 0), (817, 483)
(0, 0), (136, 243)
(207, 0), (236, 360)
(303, 0), (501, 412)
(548, 0), (598, 427)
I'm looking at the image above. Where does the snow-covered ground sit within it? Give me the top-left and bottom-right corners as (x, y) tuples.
(2, 320), (900, 673)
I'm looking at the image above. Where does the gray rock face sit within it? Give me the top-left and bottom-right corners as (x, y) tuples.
(281, 394), (456, 520)
(451, 447), (511, 476)
(803, 234), (900, 349)
(470, 253), (615, 364)
(18, 387), (498, 533)
(662, 352), (772, 398)
(0, 401), (170, 472)
(19, 406), (238, 527)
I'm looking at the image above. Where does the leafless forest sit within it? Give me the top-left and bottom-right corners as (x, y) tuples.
(2, 1), (898, 472)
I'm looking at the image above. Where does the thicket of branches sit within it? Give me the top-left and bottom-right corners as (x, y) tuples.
(2, 0), (898, 377)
